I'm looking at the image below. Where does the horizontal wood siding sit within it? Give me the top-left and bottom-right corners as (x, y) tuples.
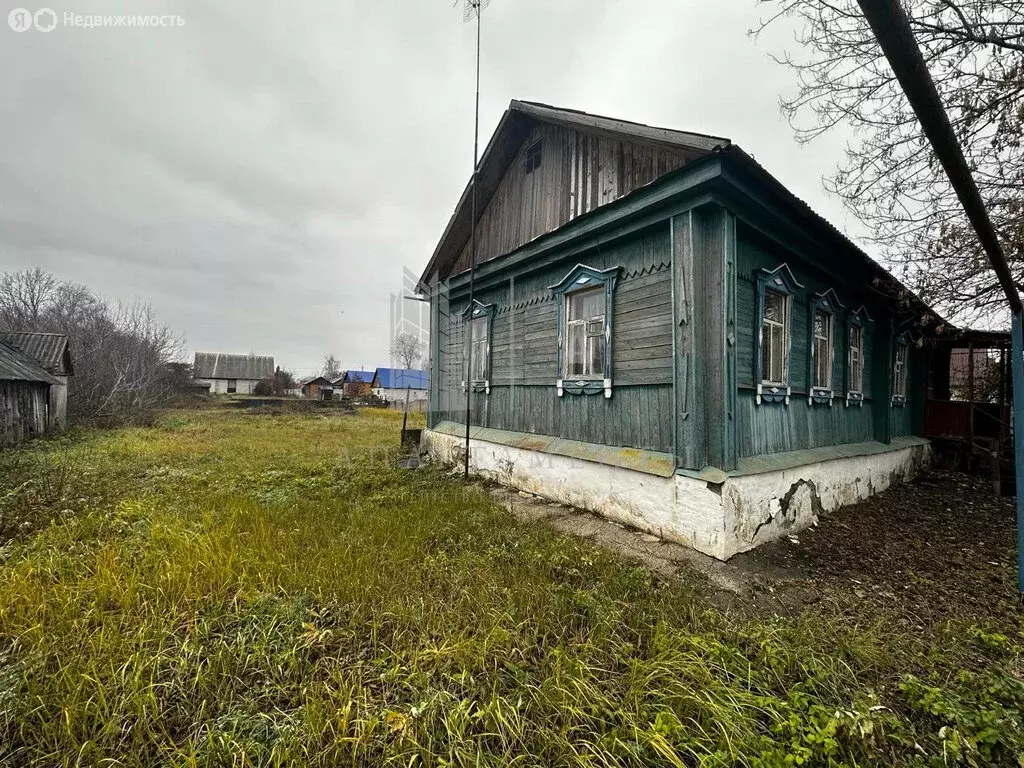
(451, 124), (689, 275)
(733, 223), (918, 457)
(436, 225), (673, 451)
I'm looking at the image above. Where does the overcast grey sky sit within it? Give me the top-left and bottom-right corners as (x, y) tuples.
(0, 0), (861, 378)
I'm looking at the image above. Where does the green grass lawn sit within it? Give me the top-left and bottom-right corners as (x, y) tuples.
(0, 408), (1021, 767)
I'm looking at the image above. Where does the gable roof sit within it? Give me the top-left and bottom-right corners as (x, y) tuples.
(193, 353), (274, 381)
(373, 368), (429, 390)
(718, 145), (945, 332)
(0, 339), (60, 385)
(341, 370), (374, 384)
(302, 376), (334, 387)
(418, 100), (731, 291)
(0, 332), (73, 376)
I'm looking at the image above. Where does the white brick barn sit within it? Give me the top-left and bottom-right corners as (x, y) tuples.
(193, 353), (275, 395)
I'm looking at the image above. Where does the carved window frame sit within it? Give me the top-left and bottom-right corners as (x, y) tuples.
(548, 263), (619, 398)
(755, 263), (803, 405)
(846, 305), (871, 407)
(462, 299), (494, 395)
(808, 288), (844, 406)
(892, 332), (909, 407)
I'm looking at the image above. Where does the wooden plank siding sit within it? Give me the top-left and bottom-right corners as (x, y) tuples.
(1, 380), (50, 448)
(428, 133), (931, 471)
(733, 222), (917, 458)
(436, 225), (674, 452)
(450, 123), (689, 275)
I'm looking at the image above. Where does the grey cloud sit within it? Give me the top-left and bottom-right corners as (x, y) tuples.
(0, 0), (864, 378)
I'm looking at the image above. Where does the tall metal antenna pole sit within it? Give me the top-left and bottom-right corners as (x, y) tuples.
(464, 0), (484, 478)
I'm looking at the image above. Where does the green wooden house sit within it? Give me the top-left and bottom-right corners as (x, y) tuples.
(417, 101), (935, 559)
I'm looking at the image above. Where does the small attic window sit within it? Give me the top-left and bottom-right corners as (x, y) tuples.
(525, 139), (542, 174)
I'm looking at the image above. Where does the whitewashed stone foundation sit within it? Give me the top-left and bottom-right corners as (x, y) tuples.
(423, 429), (931, 560)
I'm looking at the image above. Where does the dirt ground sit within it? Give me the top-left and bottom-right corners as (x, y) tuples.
(494, 471), (1021, 623)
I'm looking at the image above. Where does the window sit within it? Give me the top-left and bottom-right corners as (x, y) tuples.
(549, 263), (619, 398)
(808, 288), (842, 405)
(755, 263), (802, 405)
(525, 139), (542, 174)
(565, 287), (605, 378)
(469, 315), (489, 382)
(846, 305), (870, 407)
(812, 309), (833, 389)
(462, 300), (493, 393)
(892, 337), (908, 405)
(226, 379), (237, 394)
(849, 325), (864, 393)
(761, 288), (789, 385)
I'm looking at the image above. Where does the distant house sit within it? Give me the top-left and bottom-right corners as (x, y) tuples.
(372, 368), (429, 402)
(193, 353), (274, 395)
(0, 338), (61, 447)
(337, 370), (374, 398)
(0, 332), (73, 430)
(301, 376), (335, 400)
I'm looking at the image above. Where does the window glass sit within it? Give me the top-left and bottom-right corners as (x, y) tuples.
(813, 309), (832, 389)
(469, 315), (488, 381)
(761, 288), (788, 385)
(849, 325), (864, 392)
(525, 140), (542, 174)
(565, 287), (605, 378)
(893, 342), (907, 397)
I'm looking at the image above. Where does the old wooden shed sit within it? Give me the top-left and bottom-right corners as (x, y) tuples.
(0, 339), (60, 448)
(418, 100), (944, 559)
(0, 332), (74, 430)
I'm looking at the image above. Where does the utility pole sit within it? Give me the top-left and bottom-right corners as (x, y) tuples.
(853, 0), (1024, 600)
(462, 0), (489, 478)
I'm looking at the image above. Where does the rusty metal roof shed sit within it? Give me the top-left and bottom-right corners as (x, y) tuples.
(0, 332), (73, 376)
(0, 339), (60, 385)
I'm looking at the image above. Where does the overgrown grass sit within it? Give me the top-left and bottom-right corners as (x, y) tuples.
(0, 408), (1021, 766)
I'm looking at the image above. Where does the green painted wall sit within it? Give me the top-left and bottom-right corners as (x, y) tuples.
(433, 224), (674, 453)
(427, 189), (926, 465)
(733, 223), (919, 457)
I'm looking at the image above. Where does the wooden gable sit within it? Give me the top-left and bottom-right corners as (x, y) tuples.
(449, 121), (697, 276)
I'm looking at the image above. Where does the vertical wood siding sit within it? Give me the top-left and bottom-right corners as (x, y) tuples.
(451, 124), (689, 275)
(1, 380), (50, 448)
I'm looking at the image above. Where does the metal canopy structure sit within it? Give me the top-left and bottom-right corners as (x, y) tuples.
(853, 0), (1024, 599)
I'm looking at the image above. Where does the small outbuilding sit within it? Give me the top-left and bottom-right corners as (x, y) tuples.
(0, 331), (73, 430)
(0, 339), (61, 448)
(301, 376), (335, 401)
(193, 353), (275, 395)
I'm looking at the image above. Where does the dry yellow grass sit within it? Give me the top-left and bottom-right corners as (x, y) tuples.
(0, 407), (1021, 766)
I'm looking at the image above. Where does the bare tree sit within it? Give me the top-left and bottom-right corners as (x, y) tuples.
(0, 267), (58, 328)
(0, 268), (184, 424)
(321, 354), (342, 381)
(390, 332), (422, 369)
(756, 0), (1024, 326)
